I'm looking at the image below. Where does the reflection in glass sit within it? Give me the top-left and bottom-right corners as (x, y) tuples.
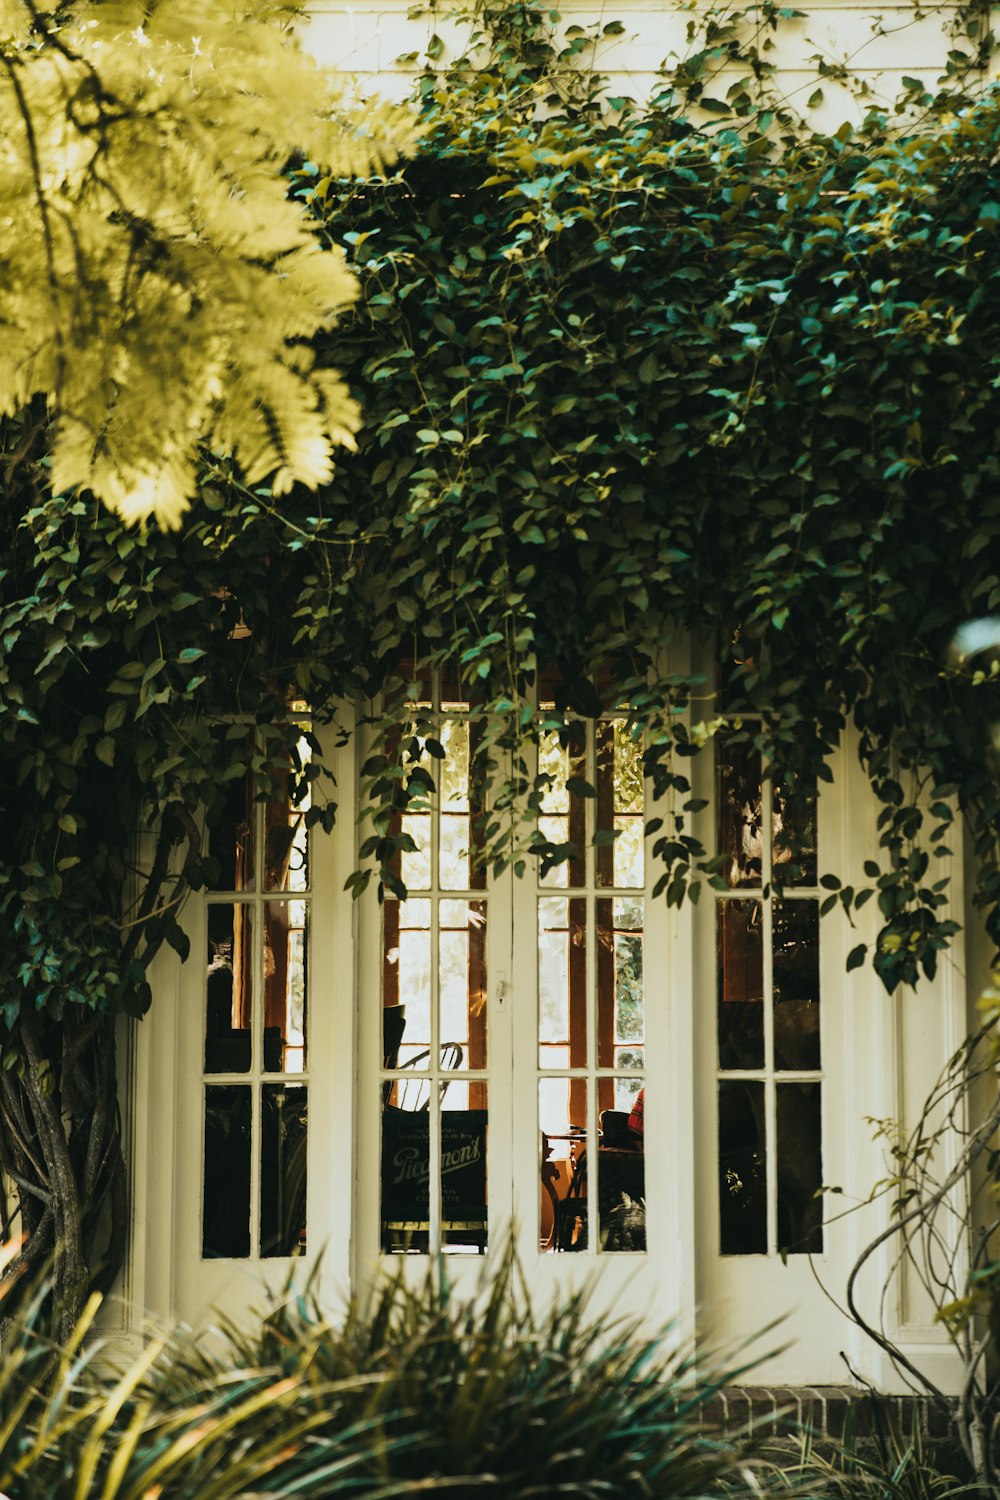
(538, 728), (586, 888)
(718, 1080), (766, 1255)
(440, 814), (470, 890)
(438, 900), (487, 1069)
(538, 898), (587, 1068)
(264, 901), (307, 1072)
(381, 1096), (429, 1253)
(773, 777), (818, 887)
(205, 904), (251, 1073)
(598, 1080), (645, 1254)
(208, 773), (254, 892)
(396, 902), (432, 1049)
(613, 816), (644, 887)
(203, 1086), (252, 1258)
(265, 732), (311, 891)
(401, 814), (431, 890)
(597, 721), (644, 888)
(717, 900), (764, 1069)
(773, 900), (820, 1071)
(541, 1081), (589, 1252)
(717, 736), (763, 888)
(442, 1091), (488, 1253)
(597, 899), (644, 1069)
(260, 1083), (307, 1257)
(777, 1083), (823, 1255)
(439, 719), (471, 890)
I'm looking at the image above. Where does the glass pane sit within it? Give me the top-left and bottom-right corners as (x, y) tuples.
(541, 1080), (589, 1252)
(717, 736), (763, 888)
(401, 813), (431, 890)
(777, 1082), (823, 1255)
(613, 816), (644, 888)
(439, 719), (471, 890)
(538, 897), (587, 1067)
(440, 814), (470, 889)
(438, 718), (470, 808)
(265, 734), (311, 891)
(264, 901), (307, 1072)
(208, 772), (254, 892)
(396, 903), (431, 1048)
(202, 1085), (251, 1258)
(205, 904), (252, 1073)
(718, 1079), (766, 1255)
(717, 900), (764, 1070)
(773, 900), (820, 1071)
(538, 727), (586, 888)
(442, 1091), (488, 1253)
(538, 815), (569, 889)
(774, 777), (818, 887)
(538, 732), (569, 813)
(598, 721), (644, 888)
(597, 899), (644, 1069)
(260, 1083), (308, 1257)
(439, 900), (487, 1068)
(381, 1098), (428, 1255)
(599, 1080), (645, 1254)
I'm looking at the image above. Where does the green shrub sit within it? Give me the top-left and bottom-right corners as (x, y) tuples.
(0, 1246), (769, 1498)
(756, 1403), (977, 1500)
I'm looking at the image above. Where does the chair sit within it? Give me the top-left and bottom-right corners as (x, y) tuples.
(550, 1117), (646, 1251)
(394, 1042), (464, 1111)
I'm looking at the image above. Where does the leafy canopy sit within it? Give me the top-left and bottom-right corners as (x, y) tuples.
(0, 0), (414, 528)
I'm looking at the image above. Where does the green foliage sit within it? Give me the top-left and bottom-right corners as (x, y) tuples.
(0, 1246), (766, 1497)
(5, 0), (1000, 1320)
(760, 1406), (974, 1498)
(0, 0), (414, 528)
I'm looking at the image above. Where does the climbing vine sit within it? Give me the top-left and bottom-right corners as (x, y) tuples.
(3, 0), (1000, 1325)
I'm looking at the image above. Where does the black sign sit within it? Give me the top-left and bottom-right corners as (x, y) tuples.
(381, 1108), (487, 1222)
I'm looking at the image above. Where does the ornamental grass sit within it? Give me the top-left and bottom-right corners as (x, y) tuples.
(0, 1241), (770, 1499)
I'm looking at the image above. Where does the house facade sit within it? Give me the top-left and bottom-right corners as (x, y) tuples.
(116, 1), (993, 1395)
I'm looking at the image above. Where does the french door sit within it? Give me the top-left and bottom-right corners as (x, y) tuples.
(355, 695), (690, 1329)
(166, 701), (866, 1379)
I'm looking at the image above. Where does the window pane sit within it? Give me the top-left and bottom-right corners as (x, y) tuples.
(718, 1079), (766, 1255)
(442, 1093), (488, 1254)
(774, 777), (818, 887)
(439, 814), (470, 889)
(538, 897), (587, 1067)
(773, 900), (820, 1071)
(541, 1080), (589, 1252)
(777, 1082), (823, 1255)
(401, 813), (431, 890)
(202, 1086), (251, 1258)
(597, 721), (644, 888)
(208, 772), (254, 892)
(538, 727), (586, 887)
(264, 901), (307, 1072)
(599, 1081), (645, 1254)
(265, 735), (311, 891)
(597, 899), (644, 1069)
(717, 736), (762, 889)
(397, 905), (431, 1047)
(381, 1101), (428, 1254)
(205, 904), (251, 1073)
(438, 900), (487, 1067)
(717, 900), (764, 1070)
(260, 1083), (307, 1257)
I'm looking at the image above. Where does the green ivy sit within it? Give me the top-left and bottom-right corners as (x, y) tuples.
(3, 0), (1000, 1321)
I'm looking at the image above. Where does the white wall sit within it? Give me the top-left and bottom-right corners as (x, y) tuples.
(300, 0), (981, 126)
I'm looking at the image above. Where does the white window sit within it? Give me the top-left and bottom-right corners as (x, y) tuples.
(137, 696), (966, 1388)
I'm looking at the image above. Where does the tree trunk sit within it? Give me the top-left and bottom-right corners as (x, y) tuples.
(0, 1004), (127, 1340)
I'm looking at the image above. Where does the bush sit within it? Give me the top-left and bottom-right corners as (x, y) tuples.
(0, 1245), (768, 1498)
